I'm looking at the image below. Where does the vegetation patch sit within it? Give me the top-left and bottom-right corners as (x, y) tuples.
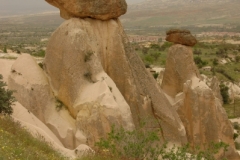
(0, 116), (66, 160)
(84, 51), (94, 62)
(55, 98), (66, 111)
(0, 74), (15, 115)
(93, 125), (228, 160)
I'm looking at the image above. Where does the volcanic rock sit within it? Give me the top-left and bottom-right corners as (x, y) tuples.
(161, 44), (240, 159)
(161, 44), (200, 97)
(8, 54), (83, 149)
(45, 0), (127, 20)
(44, 18), (187, 144)
(166, 29), (197, 46)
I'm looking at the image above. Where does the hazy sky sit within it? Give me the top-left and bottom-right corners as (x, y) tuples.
(0, 0), (144, 16)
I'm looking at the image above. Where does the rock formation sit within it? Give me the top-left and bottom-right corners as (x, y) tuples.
(6, 2), (239, 160)
(8, 54), (80, 149)
(161, 42), (239, 158)
(43, 18), (187, 145)
(166, 29), (197, 46)
(8, 0), (188, 156)
(45, 0), (127, 20)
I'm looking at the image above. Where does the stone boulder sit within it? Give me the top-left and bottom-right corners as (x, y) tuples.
(161, 44), (239, 159)
(45, 0), (127, 20)
(166, 29), (197, 46)
(44, 18), (187, 145)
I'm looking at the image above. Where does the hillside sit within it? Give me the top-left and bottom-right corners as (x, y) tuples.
(122, 0), (240, 34)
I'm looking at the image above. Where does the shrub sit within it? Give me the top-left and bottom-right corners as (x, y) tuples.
(95, 125), (162, 160)
(145, 63), (151, 68)
(194, 57), (208, 68)
(160, 42), (173, 51)
(144, 55), (154, 64)
(153, 73), (159, 79)
(236, 56), (240, 63)
(0, 74), (15, 115)
(235, 142), (240, 150)
(33, 50), (45, 57)
(233, 122), (240, 130)
(193, 49), (202, 56)
(55, 98), (65, 111)
(142, 47), (149, 55)
(233, 133), (239, 140)
(3, 46), (7, 53)
(213, 58), (218, 66)
(149, 51), (161, 60)
(84, 51), (94, 62)
(95, 125), (228, 160)
(84, 72), (93, 82)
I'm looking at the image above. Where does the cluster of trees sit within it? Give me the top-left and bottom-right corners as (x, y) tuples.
(142, 44), (162, 65)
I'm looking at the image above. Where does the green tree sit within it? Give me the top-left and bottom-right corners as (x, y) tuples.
(3, 46), (7, 53)
(213, 58), (218, 66)
(236, 56), (240, 63)
(220, 84), (229, 104)
(160, 42), (172, 51)
(149, 50), (161, 60)
(144, 55), (154, 64)
(193, 49), (202, 56)
(0, 74), (15, 115)
(150, 44), (160, 50)
(216, 49), (227, 58)
(194, 57), (208, 68)
(142, 47), (149, 55)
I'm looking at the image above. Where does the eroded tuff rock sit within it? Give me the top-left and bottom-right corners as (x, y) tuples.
(44, 18), (187, 145)
(161, 44), (239, 159)
(161, 44), (200, 97)
(201, 74), (223, 103)
(7, 18), (188, 151)
(45, 0), (127, 20)
(8, 54), (83, 149)
(166, 29), (197, 46)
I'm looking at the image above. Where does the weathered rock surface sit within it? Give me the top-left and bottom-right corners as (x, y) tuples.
(161, 44), (200, 97)
(8, 54), (83, 149)
(225, 82), (240, 103)
(161, 44), (239, 159)
(44, 18), (187, 145)
(201, 74), (223, 103)
(12, 102), (77, 159)
(166, 29), (197, 46)
(45, 0), (127, 20)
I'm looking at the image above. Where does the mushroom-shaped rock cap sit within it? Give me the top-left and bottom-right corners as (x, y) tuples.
(45, 0), (127, 20)
(166, 29), (197, 46)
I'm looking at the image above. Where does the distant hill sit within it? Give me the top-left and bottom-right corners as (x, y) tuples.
(0, 0), (57, 17)
(0, 0), (142, 17)
(122, 0), (240, 33)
